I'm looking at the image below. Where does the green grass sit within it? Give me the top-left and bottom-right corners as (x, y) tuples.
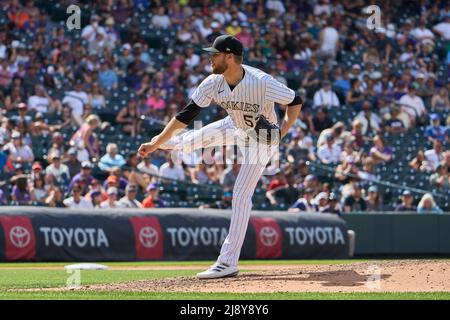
(1, 260), (449, 300)
(2, 291), (450, 300)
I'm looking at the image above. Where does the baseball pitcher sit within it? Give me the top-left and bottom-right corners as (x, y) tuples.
(138, 35), (302, 279)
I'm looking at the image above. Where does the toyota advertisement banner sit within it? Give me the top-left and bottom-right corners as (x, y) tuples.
(0, 207), (349, 262)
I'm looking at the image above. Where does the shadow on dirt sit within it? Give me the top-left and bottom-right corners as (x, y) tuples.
(238, 270), (391, 287)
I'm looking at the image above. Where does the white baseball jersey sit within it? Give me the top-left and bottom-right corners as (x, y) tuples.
(191, 64), (296, 130)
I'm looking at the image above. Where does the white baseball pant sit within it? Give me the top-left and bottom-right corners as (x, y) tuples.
(161, 116), (277, 266)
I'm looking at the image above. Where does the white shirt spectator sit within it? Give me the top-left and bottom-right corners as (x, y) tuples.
(318, 143), (341, 164)
(433, 21), (450, 40)
(28, 95), (50, 113)
(81, 24), (106, 42)
(151, 13), (171, 29)
(137, 160), (159, 176)
(314, 3), (332, 16)
(62, 90), (89, 117)
(117, 196), (142, 208)
(3, 142), (34, 163)
(320, 26), (339, 52)
(399, 93), (426, 119)
(100, 200), (118, 209)
(185, 53), (200, 70)
(63, 197), (94, 209)
(313, 88), (340, 109)
(159, 163), (185, 181)
(354, 112), (382, 135)
(266, 0), (285, 16)
(411, 27), (435, 42)
(45, 163), (70, 183)
(424, 149), (444, 171)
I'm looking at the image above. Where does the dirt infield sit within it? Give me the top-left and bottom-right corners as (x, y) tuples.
(79, 260), (450, 293)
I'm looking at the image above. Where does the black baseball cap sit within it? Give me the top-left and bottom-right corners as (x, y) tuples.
(203, 35), (243, 56)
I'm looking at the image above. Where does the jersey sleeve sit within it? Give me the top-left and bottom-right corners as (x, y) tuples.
(265, 76), (296, 105)
(190, 75), (216, 108)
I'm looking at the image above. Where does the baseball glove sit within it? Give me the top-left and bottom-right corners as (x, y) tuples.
(246, 114), (281, 145)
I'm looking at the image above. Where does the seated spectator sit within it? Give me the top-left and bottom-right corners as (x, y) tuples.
(151, 7), (171, 29)
(335, 155), (359, 183)
(312, 80), (340, 109)
(357, 157), (379, 183)
(395, 190), (417, 211)
(88, 190), (103, 208)
(189, 163), (210, 184)
(64, 148), (81, 178)
(343, 183), (367, 212)
(346, 78), (365, 111)
(27, 84), (61, 114)
(350, 120), (365, 150)
(369, 135), (393, 164)
(116, 99), (142, 137)
(142, 183), (165, 208)
(63, 183), (93, 209)
(409, 150), (432, 172)
(286, 131), (314, 163)
(3, 131), (34, 165)
(68, 161), (94, 194)
(431, 87), (449, 110)
(311, 107), (333, 136)
(29, 174), (56, 206)
(317, 121), (352, 149)
(429, 164), (449, 188)
(340, 141), (362, 165)
(288, 188), (317, 212)
(265, 171), (299, 207)
(365, 185), (383, 212)
(317, 134), (341, 165)
(62, 80), (89, 126)
(399, 83), (427, 126)
(45, 151), (71, 185)
(137, 156), (159, 176)
(417, 193), (443, 214)
(103, 167), (128, 196)
(424, 114), (446, 143)
(146, 88), (166, 112)
(100, 187), (119, 208)
(384, 106), (408, 134)
(98, 143), (126, 172)
(314, 192), (329, 212)
(432, 14), (450, 40)
(117, 184), (141, 208)
(88, 82), (106, 110)
(354, 101), (381, 136)
(98, 60), (118, 90)
(48, 132), (66, 158)
(11, 175), (34, 205)
(424, 140), (444, 171)
(321, 192), (342, 215)
(219, 159), (241, 191)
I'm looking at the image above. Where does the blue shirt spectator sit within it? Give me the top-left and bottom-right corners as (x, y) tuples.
(98, 143), (126, 172)
(424, 114), (446, 142)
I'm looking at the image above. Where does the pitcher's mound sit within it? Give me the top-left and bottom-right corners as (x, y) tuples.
(85, 260), (450, 293)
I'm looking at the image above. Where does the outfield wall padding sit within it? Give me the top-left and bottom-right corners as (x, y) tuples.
(342, 213), (450, 255)
(0, 207), (349, 262)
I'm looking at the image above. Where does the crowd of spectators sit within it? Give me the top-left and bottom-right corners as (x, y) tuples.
(0, 0), (448, 213)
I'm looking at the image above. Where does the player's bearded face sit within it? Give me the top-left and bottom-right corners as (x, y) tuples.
(211, 53), (228, 74)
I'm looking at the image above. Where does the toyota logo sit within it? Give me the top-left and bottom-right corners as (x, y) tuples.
(259, 226), (279, 247)
(9, 226), (31, 248)
(139, 227), (159, 248)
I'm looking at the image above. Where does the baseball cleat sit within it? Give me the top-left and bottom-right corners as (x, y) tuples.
(196, 262), (239, 279)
